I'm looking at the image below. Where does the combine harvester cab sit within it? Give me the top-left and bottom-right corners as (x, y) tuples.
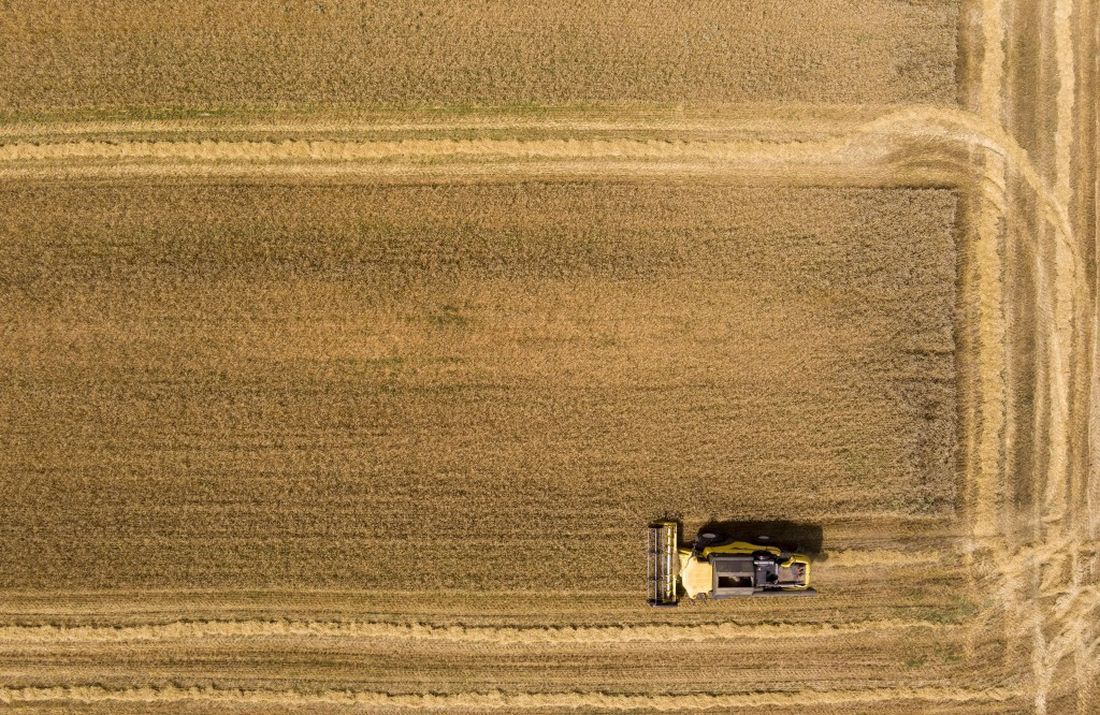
(648, 520), (814, 606)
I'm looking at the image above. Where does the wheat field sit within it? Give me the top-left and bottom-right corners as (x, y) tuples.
(0, 1), (1097, 713)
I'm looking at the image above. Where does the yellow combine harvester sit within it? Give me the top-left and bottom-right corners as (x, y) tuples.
(648, 520), (814, 606)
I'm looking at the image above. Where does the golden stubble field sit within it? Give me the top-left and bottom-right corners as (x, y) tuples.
(0, 1), (1097, 713)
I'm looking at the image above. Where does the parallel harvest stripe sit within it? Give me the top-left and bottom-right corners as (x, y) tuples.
(0, 618), (946, 645)
(0, 108), (888, 140)
(0, 685), (1022, 710)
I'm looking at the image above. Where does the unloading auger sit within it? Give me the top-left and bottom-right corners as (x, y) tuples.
(648, 520), (815, 606)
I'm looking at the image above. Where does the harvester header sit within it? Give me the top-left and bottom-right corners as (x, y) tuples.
(648, 520), (679, 606)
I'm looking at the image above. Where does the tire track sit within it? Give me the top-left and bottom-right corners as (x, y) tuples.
(994, 0), (1095, 710)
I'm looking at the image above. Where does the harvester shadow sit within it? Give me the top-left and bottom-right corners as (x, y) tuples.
(694, 519), (825, 558)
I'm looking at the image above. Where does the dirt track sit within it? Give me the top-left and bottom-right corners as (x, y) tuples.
(0, 1), (1097, 713)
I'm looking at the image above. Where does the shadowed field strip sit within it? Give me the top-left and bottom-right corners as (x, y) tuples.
(0, 684), (1021, 710)
(0, 617), (948, 645)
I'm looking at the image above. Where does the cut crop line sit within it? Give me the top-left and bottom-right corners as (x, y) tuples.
(0, 137), (815, 162)
(980, 0), (1006, 121)
(0, 684), (1023, 710)
(0, 618), (947, 646)
(0, 588), (637, 597)
(0, 113), (883, 140)
(1020, 2), (1080, 510)
(970, 0), (1008, 541)
(1054, 0), (1076, 207)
